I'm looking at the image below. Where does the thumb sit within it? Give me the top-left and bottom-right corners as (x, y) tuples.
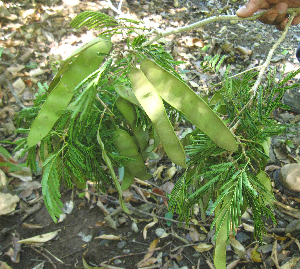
(236, 0), (269, 18)
(236, 4), (259, 17)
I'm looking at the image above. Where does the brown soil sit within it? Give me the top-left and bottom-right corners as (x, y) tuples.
(1, 0), (300, 269)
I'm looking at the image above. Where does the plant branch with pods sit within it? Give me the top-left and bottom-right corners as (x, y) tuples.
(14, 4), (300, 268)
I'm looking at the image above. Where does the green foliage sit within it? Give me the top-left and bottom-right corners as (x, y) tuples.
(169, 65), (300, 242)
(201, 54), (226, 73)
(14, 10), (299, 258)
(70, 11), (119, 30)
(41, 152), (64, 222)
(69, 10), (142, 37)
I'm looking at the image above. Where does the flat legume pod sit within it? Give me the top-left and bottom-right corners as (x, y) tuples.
(27, 38), (112, 148)
(129, 67), (187, 168)
(114, 128), (151, 181)
(116, 97), (149, 157)
(48, 38), (109, 93)
(121, 167), (134, 190)
(140, 59), (237, 152)
(114, 85), (141, 107)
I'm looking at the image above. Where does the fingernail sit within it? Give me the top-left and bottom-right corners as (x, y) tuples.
(236, 6), (247, 16)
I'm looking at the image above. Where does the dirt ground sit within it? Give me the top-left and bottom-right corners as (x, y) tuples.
(2, 0), (300, 269)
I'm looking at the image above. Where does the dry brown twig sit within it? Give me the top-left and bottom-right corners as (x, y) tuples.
(30, 246), (57, 269)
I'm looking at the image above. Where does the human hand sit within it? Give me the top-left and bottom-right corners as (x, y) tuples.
(236, 0), (300, 30)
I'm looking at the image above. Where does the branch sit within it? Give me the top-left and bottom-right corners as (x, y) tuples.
(142, 7), (300, 47)
(229, 12), (296, 131)
(250, 11), (297, 95)
(106, 0), (123, 15)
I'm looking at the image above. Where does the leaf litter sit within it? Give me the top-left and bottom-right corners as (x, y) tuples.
(1, 0), (300, 268)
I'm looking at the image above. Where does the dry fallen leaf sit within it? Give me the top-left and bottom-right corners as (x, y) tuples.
(229, 235), (246, 258)
(152, 165), (166, 180)
(137, 238), (160, 268)
(31, 261), (45, 269)
(95, 234), (121, 240)
(152, 188), (168, 207)
(251, 248), (262, 262)
(21, 223), (43, 229)
(29, 68), (45, 77)
(281, 257), (300, 269)
(0, 193), (20, 215)
(7, 66), (25, 77)
(17, 230), (60, 244)
(4, 248), (19, 264)
(4, 233), (21, 263)
(143, 218), (158, 240)
(242, 223), (254, 233)
(122, 189), (136, 203)
(12, 78), (26, 92)
(189, 225), (201, 242)
(17, 181), (42, 199)
(286, 219), (300, 234)
(193, 243), (213, 252)
(134, 178), (152, 187)
(104, 215), (117, 230)
(0, 169), (9, 188)
(160, 181), (174, 195)
(164, 167), (177, 180)
(137, 257), (157, 268)
(9, 166), (32, 181)
(226, 259), (241, 269)
(0, 8), (18, 20)
(0, 261), (13, 269)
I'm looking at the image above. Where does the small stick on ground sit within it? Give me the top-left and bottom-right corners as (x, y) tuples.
(8, 82), (26, 109)
(97, 198), (110, 216)
(132, 184), (148, 202)
(271, 240), (280, 269)
(43, 247), (64, 264)
(60, 246), (88, 259)
(30, 246), (57, 269)
(100, 242), (171, 266)
(205, 258), (215, 269)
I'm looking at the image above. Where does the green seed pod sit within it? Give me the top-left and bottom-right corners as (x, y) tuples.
(116, 97), (149, 157)
(129, 67), (187, 168)
(27, 38), (112, 148)
(140, 59), (237, 152)
(114, 128), (151, 181)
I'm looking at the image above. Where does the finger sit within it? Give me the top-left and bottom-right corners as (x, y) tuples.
(236, 0), (270, 17)
(280, 0), (300, 8)
(259, 9), (278, 24)
(276, 14), (300, 30)
(276, 17), (289, 30)
(273, 2), (288, 24)
(265, 0), (300, 6)
(292, 15), (300, 25)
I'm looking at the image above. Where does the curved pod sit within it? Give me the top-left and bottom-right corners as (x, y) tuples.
(116, 97), (150, 157)
(114, 128), (151, 181)
(140, 59), (237, 152)
(129, 67), (187, 168)
(27, 38), (112, 148)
